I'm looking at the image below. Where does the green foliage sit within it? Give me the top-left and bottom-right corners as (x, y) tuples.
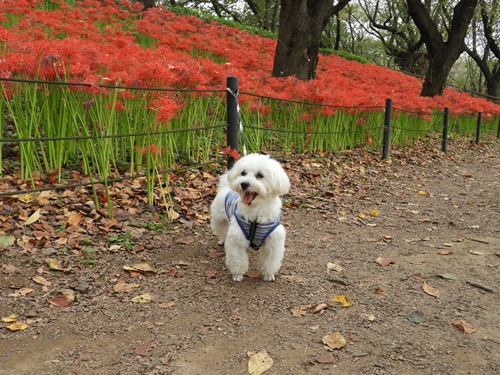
(320, 48), (371, 64)
(165, 5), (276, 39)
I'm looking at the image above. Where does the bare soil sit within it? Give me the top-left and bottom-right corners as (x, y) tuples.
(1, 141), (499, 375)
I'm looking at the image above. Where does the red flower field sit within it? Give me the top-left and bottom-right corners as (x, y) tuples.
(1, 0), (499, 118)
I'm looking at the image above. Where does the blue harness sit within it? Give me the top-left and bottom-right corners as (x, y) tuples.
(224, 190), (280, 250)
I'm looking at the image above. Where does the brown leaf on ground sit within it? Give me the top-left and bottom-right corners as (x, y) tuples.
(248, 350), (273, 375)
(45, 258), (64, 271)
(113, 280), (140, 293)
(32, 275), (51, 286)
(310, 303), (330, 313)
(322, 332), (346, 350)
(67, 212), (83, 226)
(280, 275), (305, 283)
(291, 305), (311, 317)
(123, 263), (157, 274)
(375, 257), (396, 266)
(437, 249), (454, 255)
(204, 268), (217, 278)
(134, 342), (154, 356)
(9, 287), (34, 297)
(24, 209), (41, 225)
(451, 319), (477, 334)
(422, 281), (440, 297)
(314, 353), (336, 363)
(48, 294), (74, 307)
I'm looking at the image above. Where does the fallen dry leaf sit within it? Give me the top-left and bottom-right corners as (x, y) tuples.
(48, 294), (74, 307)
(468, 250), (484, 255)
(422, 281), (440, 298)
(32, 275), (51, 286)
(280, 275), (305, 283)
(310, 303), (329, 314)
(135, 342), (154, 356)
(131, 294), (151, 303)
(25, 209), (41, 225)
(18, 193), (35, 203)
(45, 258), (64, 271)
(326, 262), (343, 272)
(331, 295), (352, 307)
(290, 305), (311, 317)
(322, 332), (346, 350)
(375, 257), (396, 266)
(9, 287), (35, 297)
(6, 321), (29, 331)
(0, 234), (16, 248)
(360, 313), (376, 321)
(437, 249), (454, 255)
(451, 319), (477, 333)
(113, 280), (140, 293)
(314, 353), (336, 363)
(67, 212), (83, 226)
(2, 314), (18, 323)
(248, 350), (273, 375)
(123, 263), (157, 274)
(204, 268), (217, 279)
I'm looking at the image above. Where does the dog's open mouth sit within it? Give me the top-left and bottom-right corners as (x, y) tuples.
(242, 191), (258, 205)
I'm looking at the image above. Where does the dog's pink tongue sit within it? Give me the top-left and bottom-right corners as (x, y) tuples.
(242, 192), (255, 205)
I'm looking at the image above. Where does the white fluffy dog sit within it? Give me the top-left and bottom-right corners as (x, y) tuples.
(210, 154), (290, 281)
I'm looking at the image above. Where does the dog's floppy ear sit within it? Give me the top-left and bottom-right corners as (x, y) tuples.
(271, 161), (290, 196)
(226, 162), (240, 184)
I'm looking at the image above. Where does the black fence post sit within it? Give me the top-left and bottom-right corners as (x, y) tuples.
(382, 98), (393, 159)
(226, 76), (239, 169)
(442, 107), (449, 153)
(475, 111), (482, 145)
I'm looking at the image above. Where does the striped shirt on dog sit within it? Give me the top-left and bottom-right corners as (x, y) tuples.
(224, 190), (280, 250)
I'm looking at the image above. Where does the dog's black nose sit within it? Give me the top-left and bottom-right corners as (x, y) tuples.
(241, 182), (250, 190)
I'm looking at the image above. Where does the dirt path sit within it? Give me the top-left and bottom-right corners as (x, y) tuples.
(1, 142), (499, 375)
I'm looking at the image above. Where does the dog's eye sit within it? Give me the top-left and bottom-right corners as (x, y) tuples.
(241, 171), (247, 176)
(256, 172), (264, 179)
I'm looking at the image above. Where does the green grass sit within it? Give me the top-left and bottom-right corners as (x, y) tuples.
(1, 80), (498, 219)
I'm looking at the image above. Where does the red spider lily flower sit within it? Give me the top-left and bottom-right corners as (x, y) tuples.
(107, 100), (125, 112)
(223, 146), (241, 160)
(134, 143), (165, 155)
(148, 97), (182, 123)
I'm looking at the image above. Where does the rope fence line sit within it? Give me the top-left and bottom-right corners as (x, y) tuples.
(390, 126), (429, 133)
(393, 107), (433, 116)
(242, 124), (384, 135)
(0, 124), (227, 143)
(240, 90), (385, 110)
(0, 77), (227, 94)
(0, 158), (227, 198)
(1, 75), (500, 202)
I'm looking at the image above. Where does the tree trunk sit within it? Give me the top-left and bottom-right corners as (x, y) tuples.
(138, 0), (156, 10)
(486, 77), (500, 101)
(272, 0), (350, 80)
(407, 0), (478, 97)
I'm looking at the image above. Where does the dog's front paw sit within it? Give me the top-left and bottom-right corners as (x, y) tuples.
(232, 274), (244, 282)
(263, 274), (275, 281)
